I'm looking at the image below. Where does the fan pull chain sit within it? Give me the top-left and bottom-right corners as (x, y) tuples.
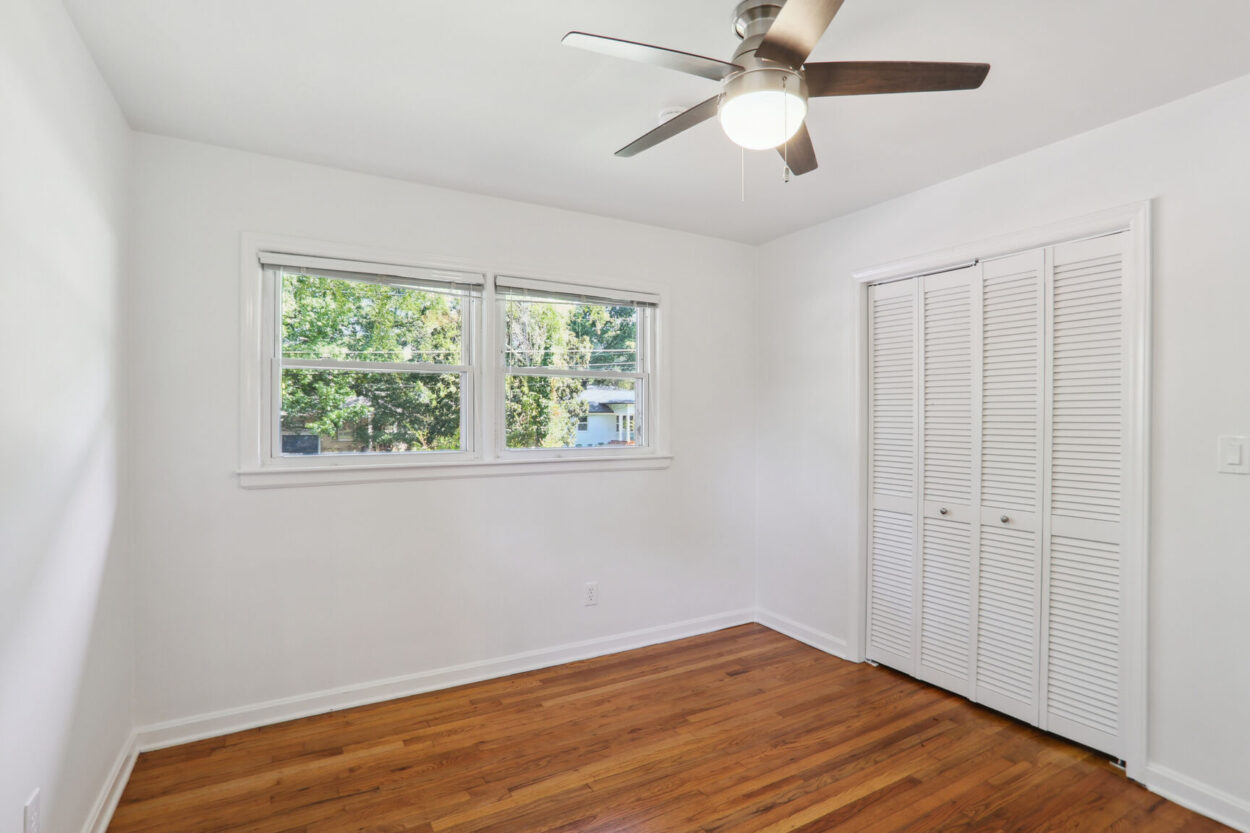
(783, 75), (791, 183)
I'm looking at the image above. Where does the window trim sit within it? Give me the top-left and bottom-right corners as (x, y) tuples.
(238, 234), (671, 487)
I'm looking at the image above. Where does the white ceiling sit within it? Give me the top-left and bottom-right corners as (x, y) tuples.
(65, 0), (1250, 243)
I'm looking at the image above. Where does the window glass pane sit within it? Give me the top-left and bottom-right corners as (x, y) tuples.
(281, 368), (461, 454)
(503, 299), (638, 371)
(282, 272), (463, 364)
(505, 377), (638, 449)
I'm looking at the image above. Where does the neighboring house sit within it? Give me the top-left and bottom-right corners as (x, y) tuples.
(576, 386), (635, 447)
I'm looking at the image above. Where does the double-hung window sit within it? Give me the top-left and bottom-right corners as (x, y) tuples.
(496, 277), (657, 453)
(240, 241), (665, 485)
(259, 253), (483, 461)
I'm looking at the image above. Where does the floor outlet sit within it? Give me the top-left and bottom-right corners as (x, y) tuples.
(24, 789), (40, 833)
(584, 581), (599, 606)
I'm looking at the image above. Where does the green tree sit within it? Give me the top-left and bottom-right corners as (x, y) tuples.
(503, 299), (584, 448)
(279, 276), (641, 453)
(503, 299), (638, 448)
(567, 303), (637, 371)
(279, 274), (463, 452)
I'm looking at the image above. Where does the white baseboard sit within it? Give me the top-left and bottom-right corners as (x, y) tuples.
(754, 608), (851, 660)
(1146, 764), (1250, 833)
(80, 731), (138, 833)
(135, 608), (755, 751)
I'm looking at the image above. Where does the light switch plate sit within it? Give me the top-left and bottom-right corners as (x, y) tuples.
(1218, 435), (1249, 474)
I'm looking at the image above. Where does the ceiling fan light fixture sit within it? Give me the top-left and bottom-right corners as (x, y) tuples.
(718, 67), (807, 151)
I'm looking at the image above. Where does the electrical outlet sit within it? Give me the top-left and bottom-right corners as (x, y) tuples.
(24, 789), (40, 833)
(1218, 435), (1249, 474)
(584, 581), (599, 606)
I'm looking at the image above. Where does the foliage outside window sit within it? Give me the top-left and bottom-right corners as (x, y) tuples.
(274, 264), (478, 456)
(499, 283), (653, 451)
(249, 251), (660, 480)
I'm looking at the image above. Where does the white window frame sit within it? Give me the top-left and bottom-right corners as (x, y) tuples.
(238, 234), (671, 488)
(260, 253), (482, 464)
(495, 274), (658, 461)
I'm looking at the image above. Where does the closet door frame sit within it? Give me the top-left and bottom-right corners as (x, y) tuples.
(850, 201), (1151, 781)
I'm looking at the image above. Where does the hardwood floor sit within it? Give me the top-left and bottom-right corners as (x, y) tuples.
(108, 625), (1229, 833)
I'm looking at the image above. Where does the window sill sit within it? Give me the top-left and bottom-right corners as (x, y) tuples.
(237, 453), (673, 489)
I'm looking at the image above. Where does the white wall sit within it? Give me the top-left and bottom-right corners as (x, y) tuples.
(755, 75), (1250, 816)
(127, 134), (758, 728)
(0, 1), (133, 832)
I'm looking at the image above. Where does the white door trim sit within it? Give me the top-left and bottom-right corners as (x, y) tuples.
(851, 200), (1151, 782)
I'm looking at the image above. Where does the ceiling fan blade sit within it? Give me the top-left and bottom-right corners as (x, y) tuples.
(616, 96), (720, 157)
(777, 123), (818, 175)
(754, 0), (847, 67)
(804, 61), (991, 96)
(563, 32), (743, 81)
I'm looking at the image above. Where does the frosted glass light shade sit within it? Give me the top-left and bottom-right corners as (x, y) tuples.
(717, 69), (808, 150)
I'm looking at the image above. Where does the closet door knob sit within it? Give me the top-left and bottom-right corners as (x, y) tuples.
(1000, 514), (1010, 524)
(939, 507), (949, 515)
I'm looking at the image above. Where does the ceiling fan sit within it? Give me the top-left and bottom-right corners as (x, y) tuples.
(563, 0), (990, 175)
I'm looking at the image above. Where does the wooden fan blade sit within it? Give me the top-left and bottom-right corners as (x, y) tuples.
(804, 61), (991, 96)
(754, 0), (847, 67)
(777, 123), (818, 175)
(616, 96), (721, 157)
(563, 32), (743, 81)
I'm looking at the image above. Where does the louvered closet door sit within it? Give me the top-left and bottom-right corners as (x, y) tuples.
(1042, 232), (1128, 758)
(866, 279), (919, 674)
(916, 267), (978, 697)
(975, 251), (1045, 724)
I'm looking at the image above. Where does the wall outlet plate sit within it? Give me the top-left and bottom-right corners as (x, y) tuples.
(584, 581), (599, 606)
(1218, 435), (1249, 474)
(24, 788), (40, 833)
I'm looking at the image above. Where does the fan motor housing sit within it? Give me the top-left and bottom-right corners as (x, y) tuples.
(730, 0), (799, 73)
(726, 0), (807, 113)
(732, 0), (786, 40)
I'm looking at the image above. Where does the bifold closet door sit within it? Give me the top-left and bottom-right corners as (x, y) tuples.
(864, 230), (1136, 763)
(975, 250), (1045, 724)
(915, 267), (979, 697)
(866, 279), (919, 673)
(1042, 232), (1129, 759)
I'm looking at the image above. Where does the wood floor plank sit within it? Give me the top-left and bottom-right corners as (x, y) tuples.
(107, 625), (1232, 833)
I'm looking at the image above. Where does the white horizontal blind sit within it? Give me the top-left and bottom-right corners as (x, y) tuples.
(918, 269), (977, 696)
(260, 252), (485, 292)
(867, 279), (918, 672)
(495, 275), (659, 307)
(1043, 233), (1126, 757)
(975, 250), (1044, 723)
